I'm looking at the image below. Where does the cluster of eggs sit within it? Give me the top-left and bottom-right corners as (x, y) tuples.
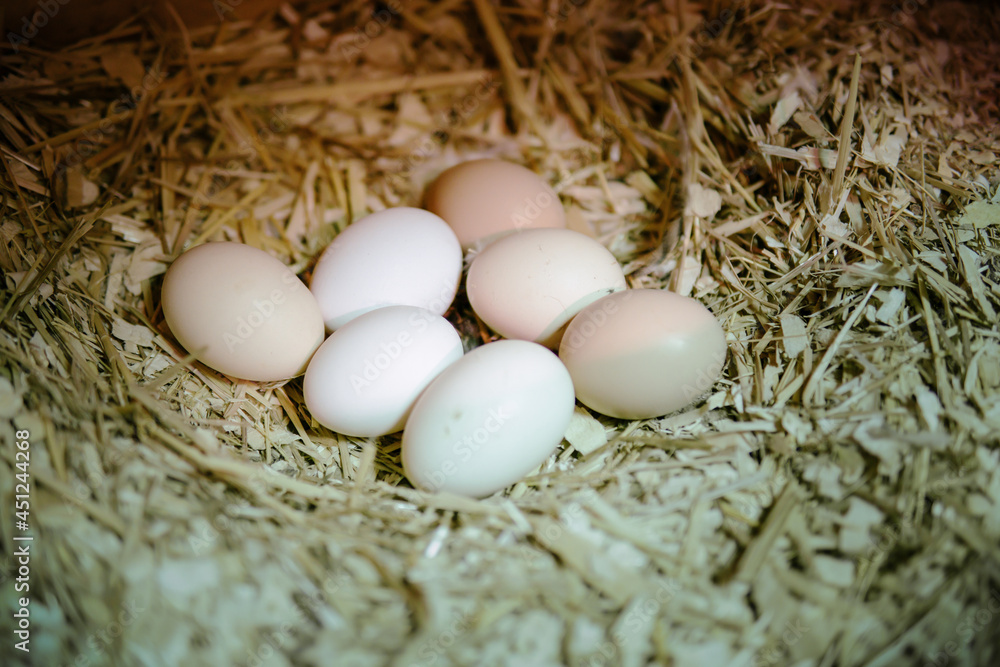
(161, 159), (728, 497)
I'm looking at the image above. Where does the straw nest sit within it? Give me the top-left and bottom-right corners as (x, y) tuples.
(1, 0), (999, 665)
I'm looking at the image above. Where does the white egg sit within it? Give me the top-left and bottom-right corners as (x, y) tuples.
(466, 228), (627, 348)
(310, 207), (462, 331)
(402, 340), (575, 497)
(304, 306), (463, 437)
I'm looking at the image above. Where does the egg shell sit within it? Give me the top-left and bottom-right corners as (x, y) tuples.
(558, 289), (727, 419)
(466, 228), (627, 348)
(310, 207), (462, 331)
(402, 339), (575, 497)
(161, 242), (325, 382)
(423, 159), (566, 250)
(303, 306), (463, 437)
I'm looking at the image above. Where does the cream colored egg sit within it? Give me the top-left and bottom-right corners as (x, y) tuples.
(161, 242), (325, 382)
(402, 340), (575, 497)
(310, 207), (462, 331)
(558, 289), (728, 419)
(303, 306), (463, 437)
(467, 228), (627, 348)
(423, 159), (566, 250)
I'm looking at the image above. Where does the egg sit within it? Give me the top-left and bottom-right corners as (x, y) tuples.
(466, 228), (627, 348)
(161, 242), (325, 382)
(558, 289), (728, 419)
(402, 340), (575, 497)
(303, 306), (463, 437)
(423, 159), (566, 250)
(310, 207), (462, 331)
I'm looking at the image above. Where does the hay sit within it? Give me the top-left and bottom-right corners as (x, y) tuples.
(1, 0), (999, 665)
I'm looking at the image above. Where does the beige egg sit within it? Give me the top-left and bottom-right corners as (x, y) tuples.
(161, 242), (325, 382)
(423, 159), (566, 250)
(467, 228), (627, 348)
(558, 289), (727, 419)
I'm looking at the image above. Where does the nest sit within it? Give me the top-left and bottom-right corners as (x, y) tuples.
(1, 0), (999, 665)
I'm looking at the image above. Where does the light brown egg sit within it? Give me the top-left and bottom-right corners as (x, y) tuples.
(466, 228), (627, 348)
(423, 159), (566, 250)
(558, 289), (728, 419)
(161, 242), (325, 382)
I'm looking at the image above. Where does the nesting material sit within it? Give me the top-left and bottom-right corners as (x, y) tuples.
(1, 1), (999, 666)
